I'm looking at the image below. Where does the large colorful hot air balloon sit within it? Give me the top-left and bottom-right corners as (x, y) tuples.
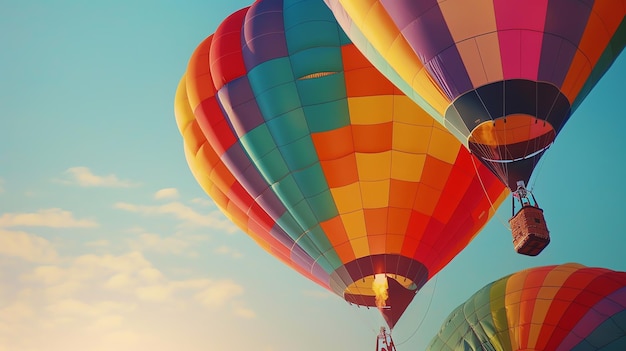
(175, 0), (507, 329)
(324, 0), (626, 255)
(426, 263), (626, 351)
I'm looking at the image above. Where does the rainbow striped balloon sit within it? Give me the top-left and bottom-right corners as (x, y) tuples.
(427, 263), (626, 351)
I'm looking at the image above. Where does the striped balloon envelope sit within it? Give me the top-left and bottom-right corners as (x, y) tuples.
(174, 0), (507, 329)
(426, 263), (626, 351)
(324, 0), (626, 191)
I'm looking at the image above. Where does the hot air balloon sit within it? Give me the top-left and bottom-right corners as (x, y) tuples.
(324, 0), (626, 256)
(174, 0), (507, 333)
(426, 263), (626, 351)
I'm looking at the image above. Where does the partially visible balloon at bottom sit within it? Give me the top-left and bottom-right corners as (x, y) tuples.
(427, 263), (626, 351)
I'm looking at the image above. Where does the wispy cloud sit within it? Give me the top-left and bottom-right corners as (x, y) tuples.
(114, 201), (238, 232)
(2, 246), (256, 350)
(154, 188), (180, 200)
(58, 167), (138, 188)
(45, 299), (135, 319)
(194, 280), (245, 308)
(85, 239), (110, 247)
(17, 251), (251, 313)
(231, 302), (256, 319)
(127, 231), (195, 255)
(190, 197), (213, 206)
(214, 245), (243, 259)
(0, 229), (59, 263)
(0, 208), (98, 228)
(0, 301), (34, 322)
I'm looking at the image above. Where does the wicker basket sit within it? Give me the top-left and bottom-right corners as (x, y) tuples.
(509, 205), (550, 256)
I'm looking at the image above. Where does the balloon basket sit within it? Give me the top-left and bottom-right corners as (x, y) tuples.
(509, 181), (550, 256)
(375, 327), (396, 351)
(509, 205), (550, 256)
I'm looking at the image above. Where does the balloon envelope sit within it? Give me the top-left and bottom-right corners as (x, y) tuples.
(175, 0), (507, 328)
(426, 263), (626, 351)
(324, 0), (626, 190)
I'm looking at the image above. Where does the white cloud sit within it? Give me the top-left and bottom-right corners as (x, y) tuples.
(0, 252), (256, 351)
(46, 299), (97, 316)
(45, 299), (136, 320)
(85, 239), (110, 247)
(74, 252), (152, 274)
(190, 197), (213, 206)
(0, 229), (58, 263)
(114, 201), (238, 232)
(104, 273), (134, 290)
(19, 251), (249, 313)
(59, 167), (138, 188)
(44, 281), (83, 299)
(0, 301), (34, 322)
(194, 280), (244, 308)
(1, 249), (256, 351)
(127, 232), (192, 255)
(232, 302), (256, 319)
(154, 188), (180, 200)
(124, 227), (210, 257)
(90, 314), (125, 330)
(134, 285), (173, 302)
(27, 265), (65, 285)
(214, 245), (243, 259)
(137, 268), (164, 283)
(0, 208), (98, 228)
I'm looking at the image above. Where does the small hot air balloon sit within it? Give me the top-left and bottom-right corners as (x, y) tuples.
(175, 0), (507, 331)
(426, 263), (626, 351)
(324, 0), (626, 255)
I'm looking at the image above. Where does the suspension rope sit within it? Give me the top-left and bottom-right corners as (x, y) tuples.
(394, 276), (438, 347)
(344, 300), (381, 336)
(470, 153), (510, 230)
(501, 82), (510, 187)
(528, 144), (552, 194)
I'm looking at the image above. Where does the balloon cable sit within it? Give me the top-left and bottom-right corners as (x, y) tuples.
(470, 154), (510, 230)
(528, 145), (551, 194)
(345, 300), (379, 337)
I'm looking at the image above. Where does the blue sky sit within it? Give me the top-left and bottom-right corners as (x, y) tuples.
(1, 1), (625, 350)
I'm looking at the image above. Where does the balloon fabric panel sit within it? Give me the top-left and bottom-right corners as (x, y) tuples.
(209, 8), (342, 275)
(186, 27), (335, 282)
(570, 3), (626, 111)
(175, 76), (330, 289)
(176, 0), (508, 329)
(210, 9), (248, 91)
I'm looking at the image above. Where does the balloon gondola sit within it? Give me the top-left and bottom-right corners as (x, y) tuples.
(375, 327), (396, 351)
(509, 181), (550, 256)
